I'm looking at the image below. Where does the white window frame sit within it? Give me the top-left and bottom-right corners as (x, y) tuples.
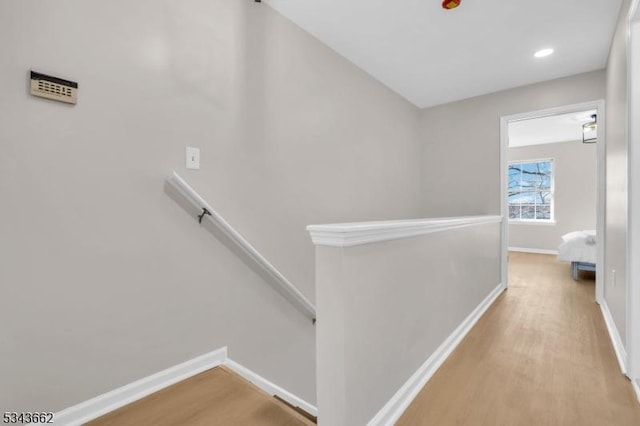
(508, 157), (555, 224)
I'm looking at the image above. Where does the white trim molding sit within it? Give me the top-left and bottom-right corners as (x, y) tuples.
(307, 215), (502, 248)
(509, 247), (559, 255)
(49, 347), (317, 425)
(367, 282), (506, 426)
(600, 301), (628, 376)
(509, 220), (556, 226)
(226, 360), (317, 417)
(52, 347), (228, 426)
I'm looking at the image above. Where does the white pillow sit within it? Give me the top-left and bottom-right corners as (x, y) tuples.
(561, 231), (585, 243)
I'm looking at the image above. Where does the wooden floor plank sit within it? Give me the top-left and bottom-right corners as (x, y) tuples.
(84, 253), (640, 425)
(86, 366), (314, 426)
(397, 252), (640, 426)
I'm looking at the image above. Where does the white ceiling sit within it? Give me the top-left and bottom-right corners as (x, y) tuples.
(264, 0), (622, 108)
(508, 109), (597, 147)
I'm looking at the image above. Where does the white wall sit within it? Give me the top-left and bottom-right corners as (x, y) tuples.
(420, 71), (606, 217)
(508, 140), (597, 252)
(629, 0), (640, 392)
(0, 0), (423, 413)
(605, 0), (632, 349)
(315, 222), (502, 426)
(0, 0), (627, 416)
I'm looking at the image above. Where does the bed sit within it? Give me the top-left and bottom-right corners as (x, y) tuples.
(557, 230), (596, 280)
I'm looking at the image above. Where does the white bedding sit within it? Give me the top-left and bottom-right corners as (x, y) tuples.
(557, 230), (596, 264)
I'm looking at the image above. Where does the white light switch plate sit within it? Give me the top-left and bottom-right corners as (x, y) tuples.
(186, 147), (200, 169)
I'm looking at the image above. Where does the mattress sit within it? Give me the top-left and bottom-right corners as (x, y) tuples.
(557, 230), (596, 264)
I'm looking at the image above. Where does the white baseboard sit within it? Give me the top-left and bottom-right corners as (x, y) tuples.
(600, 301), (628, 376)
(49, 347), (316, 426)
(509, 247), (559, 255)
(52, 347), (228, 426)
(632, 378), (640, 404)
(367, 282), (506, 426)
(226, 359), (317, 417)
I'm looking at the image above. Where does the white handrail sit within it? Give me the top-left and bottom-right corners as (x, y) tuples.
(167, 171), (316, 323)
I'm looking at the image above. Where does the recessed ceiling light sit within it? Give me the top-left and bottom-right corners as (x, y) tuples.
(534, 48), (554, 58)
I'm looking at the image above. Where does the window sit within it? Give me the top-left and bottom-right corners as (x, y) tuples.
(508, 159), (553, 221)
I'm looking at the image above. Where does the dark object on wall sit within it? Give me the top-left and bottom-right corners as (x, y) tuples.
(198, 208), (212, 224)
(30, 71), (78, 104)
(583, 114), (597, 143)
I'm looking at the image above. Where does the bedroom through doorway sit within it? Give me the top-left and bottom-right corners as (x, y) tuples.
(500, 101), (605, 303)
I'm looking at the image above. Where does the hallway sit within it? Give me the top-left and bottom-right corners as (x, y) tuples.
(397, 252), (640, 425)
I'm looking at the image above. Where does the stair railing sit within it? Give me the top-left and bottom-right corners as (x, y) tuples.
(167, 171), (316, 323)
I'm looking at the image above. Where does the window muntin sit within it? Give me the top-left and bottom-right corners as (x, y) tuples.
(508, 159), (553, 221)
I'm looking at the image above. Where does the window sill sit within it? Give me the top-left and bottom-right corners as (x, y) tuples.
(509, 220), (556, 226)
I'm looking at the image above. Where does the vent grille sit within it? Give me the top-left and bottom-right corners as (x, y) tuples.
(30, 71), (77, 104)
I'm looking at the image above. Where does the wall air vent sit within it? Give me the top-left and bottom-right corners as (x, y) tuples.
(30, 71), (77, 104)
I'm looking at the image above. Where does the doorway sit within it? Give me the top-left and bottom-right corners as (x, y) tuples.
(499, 100), (606, 303)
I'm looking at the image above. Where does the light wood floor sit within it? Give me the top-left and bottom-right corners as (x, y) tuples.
(397, 252), (640, 426)
(86, 366), (315, 426)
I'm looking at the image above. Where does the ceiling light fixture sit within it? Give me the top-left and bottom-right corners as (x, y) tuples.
(442, 0), (461, 10)
(582, 114), (597, 143)
(574, 114), (594, 122)
(534, 48), (554, 58)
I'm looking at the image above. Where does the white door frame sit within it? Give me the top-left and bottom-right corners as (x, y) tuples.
(499, 100), (606, 304)
(627, 0), (640, 396)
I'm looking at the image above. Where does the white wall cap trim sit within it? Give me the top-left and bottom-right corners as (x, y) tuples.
(307, 215), (503, 247)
